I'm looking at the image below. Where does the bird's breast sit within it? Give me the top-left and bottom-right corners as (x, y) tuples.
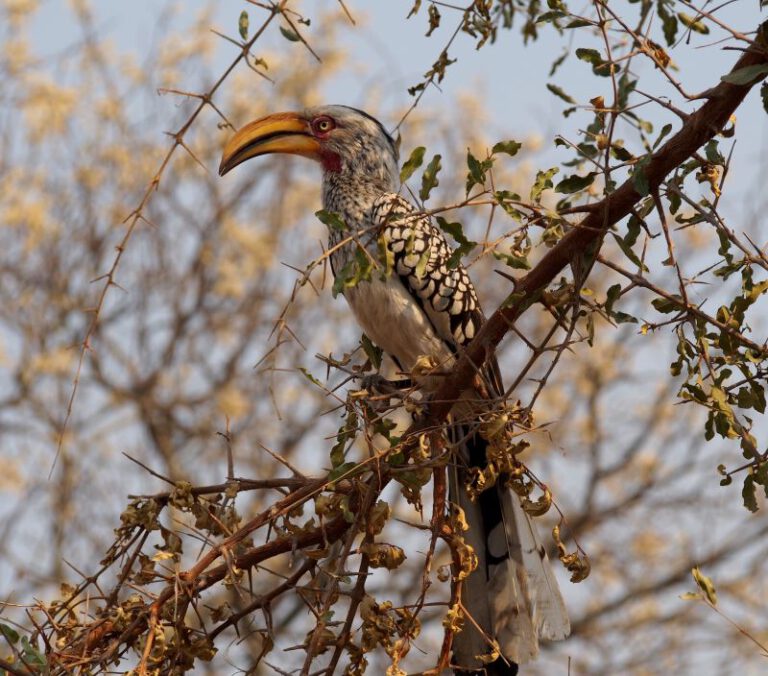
(342, 275), (455, 381)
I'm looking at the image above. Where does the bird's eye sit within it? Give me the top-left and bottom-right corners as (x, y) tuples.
(312, 116), (335, 134)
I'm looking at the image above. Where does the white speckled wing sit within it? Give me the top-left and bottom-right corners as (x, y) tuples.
(370, 193), (485, 352)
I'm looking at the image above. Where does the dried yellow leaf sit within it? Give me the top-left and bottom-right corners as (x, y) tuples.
(361, 542), (406, 569)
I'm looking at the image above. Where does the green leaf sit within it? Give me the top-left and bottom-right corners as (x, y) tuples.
(408, 82), (426, 97)
(491, 140), (522, 157)
(546, 83), (576, 104)
(604, 283), (637, 324)
(354, 247), (373, 281)
(740, 431), (757, 460)
(541, 217), (565, 247)
(617, 73), (637, 109)
(493, 250), (530, 270)
(530, 167), (559, 202)
(633, 156), (650, 196)
(555, 172), (596, 194)
(536, 10), (566, 24)
(611, 311), (637, 325)
(331, 249), (373, 297)
(377, 234), (395, 278)
(750, 383), (766, 414)
(761, 82), (768, 114)
(361, 334), (382, 370)
(549, 48), (569, 77)
(466, 151), (482, 188)
(755, 461), (768, 498)
(611, 143), (634, 162)
(652, 296), (682, 314)
(653, 123), (673, 150)
(414, 247), (430, 279)
(437, 217), (470, 245)
(681, 383), (707, 403)
(494, 189), (520, 202)
(420, 153), (442, 201)
(238, 11), (249, 40)
(0, 623), (19, 644)
(574, 141), (598, 159)
(575, 47), (601, 64)
(677, 12), (710, 35)
(746, 279), (768, 303)
(328, 461), (359, 482)
(742, 475), (759, 512)
(565, 18), (593, 29)
(737, 387), (755, 410)
(668, 187), (681, 214)
(657, 3), (678, 45)
(297, 367), (323, 388)
(585, 311), (595, 346)
(280, 26), (301, 42)
(315, 209), (346, 231)
(20, 636), (46, 666)
(494, 190), (523, 221)
(612, 232), (648, 271)
(720, 63), (768, 85)
(575, 47), (616, 77)
(465, 150), (492, 194)
(331, 412), (357, 468)
(604, 283), (621, 313)
(437, 216), (476, 269)
(400, 146), (425, 183)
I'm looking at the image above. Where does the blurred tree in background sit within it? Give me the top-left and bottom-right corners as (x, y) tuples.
(0, 0), (767, 674)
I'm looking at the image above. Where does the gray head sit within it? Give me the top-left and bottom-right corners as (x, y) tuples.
(219, 105), (399, 193)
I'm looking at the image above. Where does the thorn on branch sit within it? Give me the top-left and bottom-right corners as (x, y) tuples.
(337, 0), (356, 25)
(634, 87), (690, 121)
(210, 28), (242, 49)
(178, 139), (209, 173)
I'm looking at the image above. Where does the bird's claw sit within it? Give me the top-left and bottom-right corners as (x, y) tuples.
(354, 374), (413, 412)
(358, 374), (412, 396)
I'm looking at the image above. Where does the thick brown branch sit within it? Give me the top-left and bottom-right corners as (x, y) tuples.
(424, 24), (768, 425)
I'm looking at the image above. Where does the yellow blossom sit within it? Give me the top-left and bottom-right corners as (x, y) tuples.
(4, 0), (38, 21)
(216, 383), (250, 421)
(22, 74), (77, 139)
(24, 346), (73, 381)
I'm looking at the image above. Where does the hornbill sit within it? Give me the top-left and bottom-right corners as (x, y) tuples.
(219, 105), (569, 674)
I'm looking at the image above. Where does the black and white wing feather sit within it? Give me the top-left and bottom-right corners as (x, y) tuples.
(372, 193), (483, 348)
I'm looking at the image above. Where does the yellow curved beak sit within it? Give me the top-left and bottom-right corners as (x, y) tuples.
(218, 112), (320, 176)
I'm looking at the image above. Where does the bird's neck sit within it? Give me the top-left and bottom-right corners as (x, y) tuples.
(321, 146), (399, 227)
(322, 170), (394, 226)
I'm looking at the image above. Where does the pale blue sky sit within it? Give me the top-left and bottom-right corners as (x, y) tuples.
(26, 1), (767, 222)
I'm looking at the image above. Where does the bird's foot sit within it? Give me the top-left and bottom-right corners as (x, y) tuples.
(355, 374), (413, 412)
(358, 374), (412, 396)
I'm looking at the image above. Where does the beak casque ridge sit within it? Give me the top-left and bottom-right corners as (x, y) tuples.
(218, 112), (319, 176)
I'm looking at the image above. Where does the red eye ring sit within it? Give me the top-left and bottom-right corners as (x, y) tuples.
(312, 116), (336, 135)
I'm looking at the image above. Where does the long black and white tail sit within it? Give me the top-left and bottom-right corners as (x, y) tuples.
(449, 430), (570, 674)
